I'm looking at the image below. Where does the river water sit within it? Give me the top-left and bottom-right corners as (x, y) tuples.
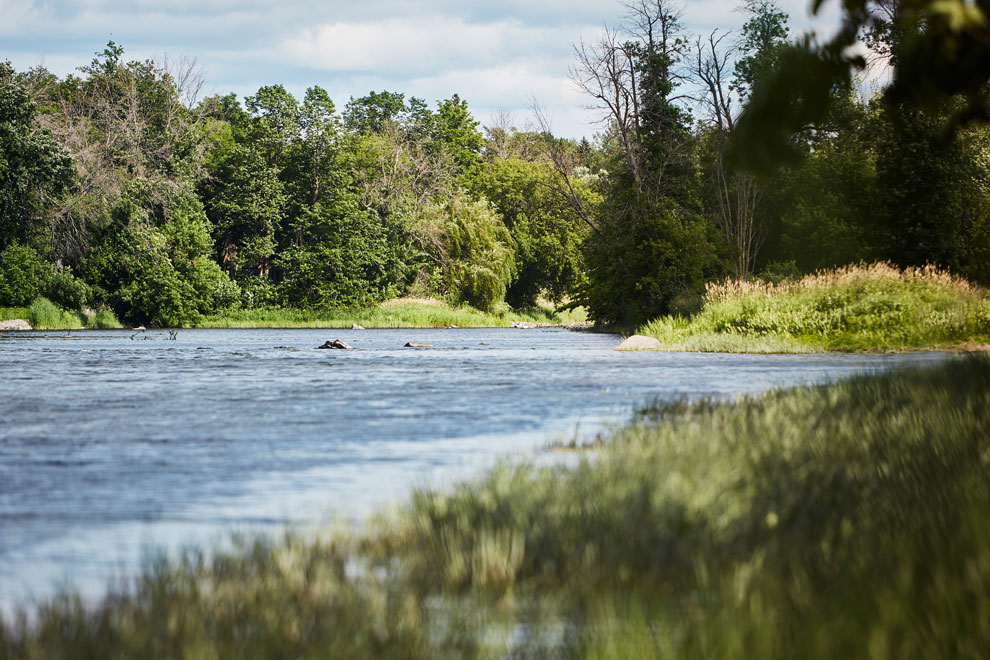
(0, 327), (947, 612)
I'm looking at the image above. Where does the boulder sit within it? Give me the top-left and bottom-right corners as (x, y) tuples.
(0, 319), (32, 331)
(404, 342), (433, 348)
(615, 334), (662, 351)
(510, 321), (538, 329)
(317, 339), (353, 350)
(351, 323), (365, 330)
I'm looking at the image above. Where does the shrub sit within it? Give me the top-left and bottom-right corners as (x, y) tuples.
(86, 307), (122, 329)
(43, 270), (91, 311)
(0, 243), (48, 306)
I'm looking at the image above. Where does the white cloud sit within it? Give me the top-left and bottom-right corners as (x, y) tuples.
(3, 0), (854, 139)
(278, 17), (576, 76)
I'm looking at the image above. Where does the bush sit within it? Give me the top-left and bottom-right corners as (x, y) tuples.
(210, 274), (242, 311)
(85, 307), (122, 329)
(0, 243), (48, 307)
(43, 270), (91, 311)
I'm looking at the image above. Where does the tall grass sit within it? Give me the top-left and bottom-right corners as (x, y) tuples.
(19, 297), (122, 330)
(0, 306), (31, 322)
(27, 297), (83, 330)
(641, 262), (990, 352)
(197, 297), (588, 329)
(3, 355), (988, 658)
(84, 308), (123, 329)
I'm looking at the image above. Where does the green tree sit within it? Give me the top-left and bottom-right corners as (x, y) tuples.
(0, 242), (48, 306)
(343, 91), (410, 134)
(84, 182), (233, 325)
(570, 0), (722, 323)
(0, 61), (72, 249)
(276, 201), (404, 309)
(471, 158), (591, 306)
(732, 0), (790, 101)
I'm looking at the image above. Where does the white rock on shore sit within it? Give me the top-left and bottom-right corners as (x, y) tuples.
(615, 334), (661, 351)
(0, 319), (32, 331)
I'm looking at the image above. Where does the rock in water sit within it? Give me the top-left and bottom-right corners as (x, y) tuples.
(317, 339), (353, 350)
(615, 335), (662, 351)
(404, 342), (433, 348)
(352, 324), (365, 330)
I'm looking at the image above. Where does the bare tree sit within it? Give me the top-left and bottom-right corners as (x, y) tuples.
(483, 108), (516, 161)
(530, 103), (602, 237)
(693, 30), (765, 279)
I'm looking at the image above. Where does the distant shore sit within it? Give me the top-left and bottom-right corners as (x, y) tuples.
(1, 297), (591, 331)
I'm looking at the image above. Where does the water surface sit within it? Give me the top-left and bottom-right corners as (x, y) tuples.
(0, 328), (947, 610)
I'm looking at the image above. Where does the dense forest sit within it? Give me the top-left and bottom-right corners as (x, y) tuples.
(2, 0), (990, 327)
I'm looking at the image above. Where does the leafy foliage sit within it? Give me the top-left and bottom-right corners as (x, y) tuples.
(0, 61), (72, 248)
(471, 158), (590, 306)
(0, 242), (48, 306)
(432, 196), (515, 312)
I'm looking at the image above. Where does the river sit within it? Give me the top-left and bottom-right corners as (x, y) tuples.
(0, 327), (948, 612)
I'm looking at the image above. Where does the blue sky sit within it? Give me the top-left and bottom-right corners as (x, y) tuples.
(2, 0), (842, 137)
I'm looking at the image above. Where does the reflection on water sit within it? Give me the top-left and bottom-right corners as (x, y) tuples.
(0, 327), (947, 609)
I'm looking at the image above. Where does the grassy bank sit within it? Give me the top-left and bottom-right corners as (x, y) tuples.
(641, 263), (990, 352)
(0, 298), (122, 331)
(3, 355), (988, 658)
(1, 297), (586, 330)
(196, 297), (588, 329)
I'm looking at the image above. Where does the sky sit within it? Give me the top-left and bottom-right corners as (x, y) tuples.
(2, 0), (844, 138)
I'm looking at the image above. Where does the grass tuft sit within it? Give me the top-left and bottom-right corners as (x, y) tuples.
(641, 262), (990, 352)
(28, 297), (83, 330)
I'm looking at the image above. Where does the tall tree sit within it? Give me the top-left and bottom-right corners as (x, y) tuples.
(0, 61), (72, 251)
(570, 0), (723, 324)
(693, 1), (788, 278)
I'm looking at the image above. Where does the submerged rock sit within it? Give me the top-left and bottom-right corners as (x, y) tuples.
(404, 342), (433, 348)
(317, 339), (353, 350)
(0, 319), (31, 331)
(616, 335), (662, 351)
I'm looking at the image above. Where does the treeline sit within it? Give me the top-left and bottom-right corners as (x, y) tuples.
(2, 0), (990, 326)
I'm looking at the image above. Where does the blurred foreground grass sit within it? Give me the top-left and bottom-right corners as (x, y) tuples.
(642, 263), (990, 352)
(2, 355), (988, 658)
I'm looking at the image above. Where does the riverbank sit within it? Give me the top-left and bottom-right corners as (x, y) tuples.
(0, 299), (122, 331)
(639, 263), (990, 353)
(0, 297), (588, 330)
(195, 297), (588, 329)
(2, 353), (986, 658)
